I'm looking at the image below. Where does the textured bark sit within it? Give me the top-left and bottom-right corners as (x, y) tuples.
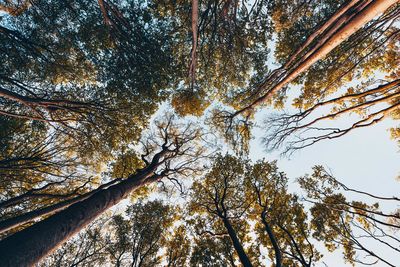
(236, 0), (398, 116)
(222, 217), (253, 267)
(0, 152), (164, 266)
(0, 179), (120, 235)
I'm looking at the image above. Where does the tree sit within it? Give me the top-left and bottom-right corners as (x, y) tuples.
(105, 201), (177, 267)
(0, 115), (204, 266)
(233, 0), (398, 116)
(0, 0), (177, 162)
(245, 160), (318, 267)
(0, 116), (97, 237)
(0, 0), (182, 240)
(30, 155), (399, 267)
(1, 1), (398, 266)
(151, 0), (272, 117)
(299, 166), (400, 266)
(212, 0), (399, 152)
(0, 178), (121, 235)
(189, 155), (318, 267)
(189, 155), (255, 267)
(164, 225), (190, 267)
(40, 200), (180, 267)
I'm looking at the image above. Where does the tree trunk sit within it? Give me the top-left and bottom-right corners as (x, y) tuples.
(0, 152), (165, 266)
(236, 0), (398, 116)
(261, 211), (282, 267)
(222, 217), (253, 267)
(284, 0), (362, 69)
(189, 0), (199, 88)
(0, 179), (120, 235)
(98, 0), (111, 25)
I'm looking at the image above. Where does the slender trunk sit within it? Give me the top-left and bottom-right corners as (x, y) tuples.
(278, 225), (310, 267)
(98, 0), (111, 25)
(0, 151), (165, 266)
(236, 0), (398, 116)
(0, 179), (120, 235)
(222, 217), (253, 267)
(261, 211), (282, 267)
(189, 0), (199, 88)
(0, 87), (90, 110)
(290, 0), (372, 71)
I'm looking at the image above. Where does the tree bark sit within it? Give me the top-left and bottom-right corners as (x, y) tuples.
(0, 150), (166, 266)
(98, 0), (111, 25)
(222, 217), (253, 267)
(0, 179), (120, 235)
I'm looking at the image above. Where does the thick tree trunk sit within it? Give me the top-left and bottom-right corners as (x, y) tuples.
(0, 152), (165, 266)
(236, 0), (398, 116)
(261, 211), (282, 267)
(222, 217), (253, 267)
(0, 179), (120, 235)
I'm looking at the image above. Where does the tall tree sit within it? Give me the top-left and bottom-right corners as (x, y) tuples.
(151, 0), (272, 117)
(0, 0), (177, 161)
(189, 155), (318, 266)
(0, 115), (204, 266)
(189, 155), (256, 267)
(40, 200), (180, 267)
(245, 160), (318, 266)
(233, 0), (398, 116)
(299, 166), (400, 266)
(212, 0), (399, 152)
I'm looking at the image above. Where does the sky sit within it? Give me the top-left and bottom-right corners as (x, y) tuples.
(249, 107), (399, 266)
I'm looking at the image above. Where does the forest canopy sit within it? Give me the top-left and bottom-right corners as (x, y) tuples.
(0, 0), (399, 266)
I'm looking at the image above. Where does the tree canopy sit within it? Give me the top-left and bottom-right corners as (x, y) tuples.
(0, 0), (399, 266)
